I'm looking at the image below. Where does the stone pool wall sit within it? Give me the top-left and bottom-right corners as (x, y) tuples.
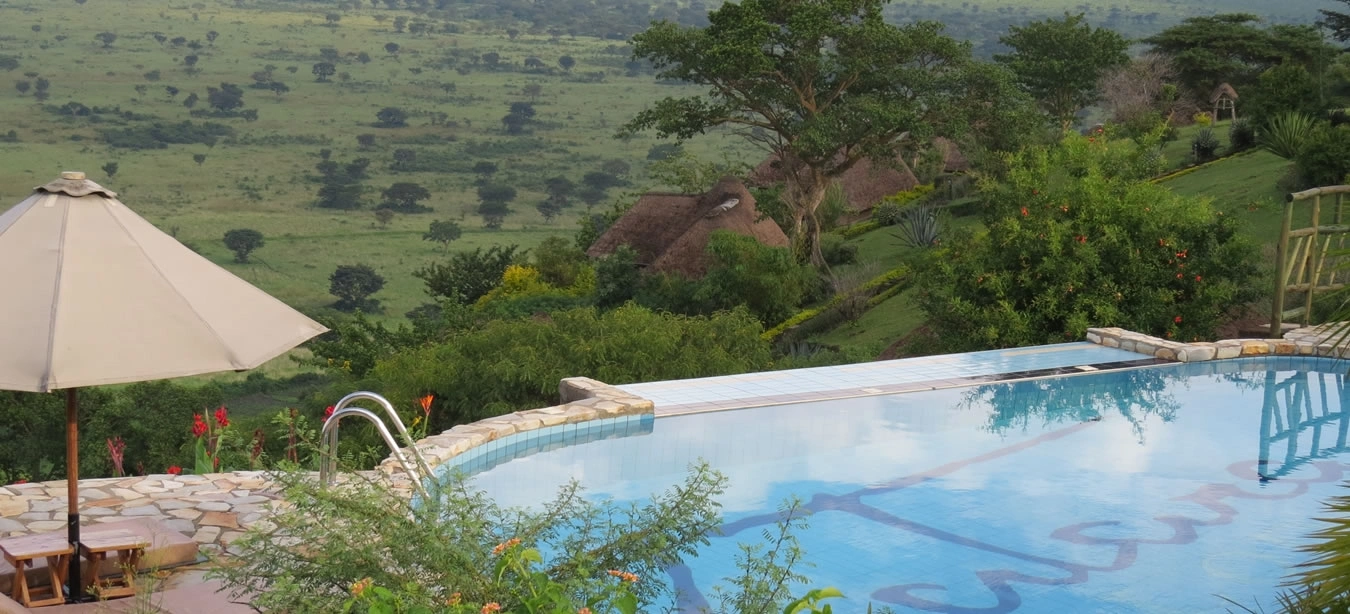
(1086, 324), (1350, 362)
(0, 377), (652, 551)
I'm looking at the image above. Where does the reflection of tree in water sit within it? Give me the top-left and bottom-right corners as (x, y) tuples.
(961, 367), (1182, 442)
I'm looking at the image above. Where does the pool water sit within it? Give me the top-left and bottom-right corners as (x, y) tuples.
(460, 357), (1350, 613)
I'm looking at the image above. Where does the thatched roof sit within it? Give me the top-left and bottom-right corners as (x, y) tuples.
(747, 151), (919, 214)
(586, 177), (789, 278)
(933, 137), (970, 174)
(1210, 83), (1238, 103)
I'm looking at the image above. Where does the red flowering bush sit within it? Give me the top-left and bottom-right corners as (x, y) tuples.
(915, 131), (1261, 350)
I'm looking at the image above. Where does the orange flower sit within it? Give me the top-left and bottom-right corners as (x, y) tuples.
(350, 577), (373, 598)
(579, 609), (592, 614)
(418, 394), (434, 416)
(1020, 207), (1029, 217)
(447, 592), (462, 606)
(607, 569), (639, 583)
(492, 537), (521, 555)
(482, 604), (502, 614)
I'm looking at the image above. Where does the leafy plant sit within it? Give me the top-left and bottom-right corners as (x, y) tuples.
(1229, 118), (1257, 151)
(892, 204), (943, 248)
(915, 132), (1262, 350)
(1296, 123), (1350, 188)
(1262, 112), (1318, 161)
(1191, 127), (1220, 162)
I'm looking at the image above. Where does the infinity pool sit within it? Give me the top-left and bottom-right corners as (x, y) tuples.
(459, 357), (1350, 612)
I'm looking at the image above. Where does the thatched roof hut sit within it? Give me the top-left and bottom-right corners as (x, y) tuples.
(933, 137), (970, 174)
(586, 177), (789, 278)
(1210, 83), (1239, 104)
(1210, 83), (1238, 120)
(747, 151), (919, 215)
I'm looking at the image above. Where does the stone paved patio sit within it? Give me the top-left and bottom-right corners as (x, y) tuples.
(0, 377), (653, 555)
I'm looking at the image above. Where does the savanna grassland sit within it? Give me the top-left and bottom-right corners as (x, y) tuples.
(0, 0), (752, 321)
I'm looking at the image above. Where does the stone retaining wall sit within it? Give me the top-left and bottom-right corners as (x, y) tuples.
(1086, 323), (1350, 362)
(0, 377), (654, 552)
(373, 377), (654, 496)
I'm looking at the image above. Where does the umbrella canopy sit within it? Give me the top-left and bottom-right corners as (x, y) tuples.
(0, 171), (327, 602)
(0, 172), (328, 391)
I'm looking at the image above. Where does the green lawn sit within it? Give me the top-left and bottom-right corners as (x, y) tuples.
(1160, 150), (1300, 245)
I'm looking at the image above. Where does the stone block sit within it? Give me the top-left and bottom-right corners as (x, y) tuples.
(1215, 344), (1241, 360)
(1240, 341), (1271, 356)
(1274, 342), (1297, 355)
(1099, 336), (1120, 348)
(1155, 348), (1176, 361)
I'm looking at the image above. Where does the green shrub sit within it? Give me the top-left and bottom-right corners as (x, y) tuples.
(374, 304), (772, 428)
(695, 232), (814, 325)
(915, 133), (1262, 351)
(1296, 123), (1350, 188)
(837, 220), (880, 238)
(1190, 128), (1220, 162)
(819, 233), (858, 266)
(413, 245), (522, 305)
(1228, 118), (1256, 151)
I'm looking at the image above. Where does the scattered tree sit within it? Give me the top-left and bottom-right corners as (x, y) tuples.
(472, 161), (498, 182)
(325, 12), (341, 26)
(206, 82), (245, 112)
(14, 80), (29, 95)
(375, 106), (408, 127)
(193, 153), (207, 166)
(522, 83), (542, 102)
(312, 62), (337, 82)
(422, 219), (463, 249)
(558, 55), (575, 71)
(995, 13), (1129, 129)
(477, 183), (517, 229)
(183, 55), (199, 70)
(379, 182), (432, 213)
(391, 148), (416, 170)
(357, 51), (372, 64)
(206, 30), (218, 45)
(356, 133), (377, 149)
(223, 228), (265, 263)
(101, 162), (118, 178)
(183, 92), (199, 108)
(374, 208), (395, 228)
(95, 32), (117, 48)
(413, 245), (522, 304)
(385, 42), (400, 55)
(329, 264), (385, 312)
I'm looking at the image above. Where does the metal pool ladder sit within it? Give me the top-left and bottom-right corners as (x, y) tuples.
(319, 391), (431, 499)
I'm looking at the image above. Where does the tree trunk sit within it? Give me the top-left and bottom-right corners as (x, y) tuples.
(788, 170), (830, 270)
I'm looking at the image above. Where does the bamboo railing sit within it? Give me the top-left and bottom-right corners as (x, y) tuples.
(1271, 186), (1350, 337)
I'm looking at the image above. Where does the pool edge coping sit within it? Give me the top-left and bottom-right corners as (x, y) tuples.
(378, 323), (1350, 490)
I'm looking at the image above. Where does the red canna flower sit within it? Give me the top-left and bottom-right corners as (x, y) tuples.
(418, 394), (433, 417)
(213, 406), (230, 429)
(1174, 316), (1183, 324)
(1020, 207), (1029, 217)
(166, 466), (182, 476)
(14, 479), (26, 485)
(324, 405), (336, 421)
(1195, 275), (1202, 282)
(192, 414), (207, 438)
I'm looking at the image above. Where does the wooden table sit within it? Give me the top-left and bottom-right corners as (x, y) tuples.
(0, 532), (74, 607)
(77, 530), (148, 600)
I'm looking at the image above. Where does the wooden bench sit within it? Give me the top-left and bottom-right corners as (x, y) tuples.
(0, 532), (73, 608)
(78, 530), (148, 600)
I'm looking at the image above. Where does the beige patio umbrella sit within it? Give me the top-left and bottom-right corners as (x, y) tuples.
(0, 172), (328, 601)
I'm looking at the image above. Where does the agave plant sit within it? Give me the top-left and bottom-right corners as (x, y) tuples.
(892, 204), (942, 248)
(1192, 127), (1220, 162)
(1261, 111), (1319, 160)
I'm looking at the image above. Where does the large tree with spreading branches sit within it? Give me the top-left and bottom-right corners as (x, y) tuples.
(621, 0), (1023, 267)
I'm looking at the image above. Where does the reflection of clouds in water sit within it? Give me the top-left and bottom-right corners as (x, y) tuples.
(468, 388), (1030, 513)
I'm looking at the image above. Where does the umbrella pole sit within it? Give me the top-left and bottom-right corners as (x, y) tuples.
(65, 387), (84, 603)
